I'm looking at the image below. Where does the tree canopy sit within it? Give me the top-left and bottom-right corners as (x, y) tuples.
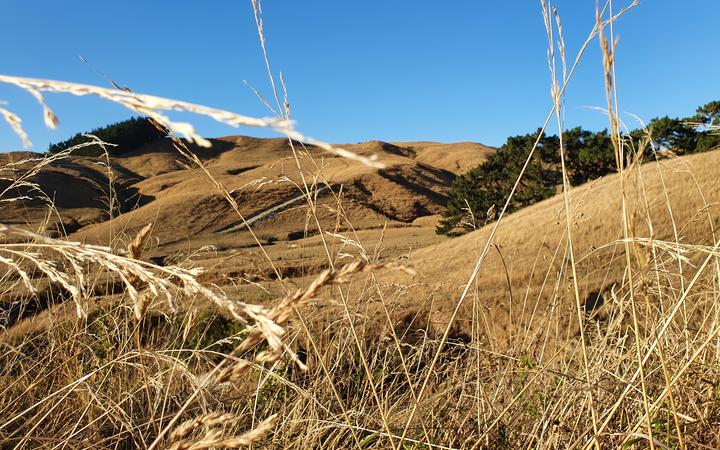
(48, 117), (167, 156)
(437, 100), (720, 236)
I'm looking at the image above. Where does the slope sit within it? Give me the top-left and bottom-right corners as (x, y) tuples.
(0, 151), (150, 234)
(69, 137), (481, 249)
(381, 150), (720, 344)
(390, 141), (495, 174)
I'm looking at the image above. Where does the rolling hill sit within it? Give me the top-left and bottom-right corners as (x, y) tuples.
(380, 150), (720, 345)
(1, 136), (495, 329)
(6, 136), (720, 350)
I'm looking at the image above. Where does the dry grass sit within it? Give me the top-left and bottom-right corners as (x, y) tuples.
(2, 0), (720, 449)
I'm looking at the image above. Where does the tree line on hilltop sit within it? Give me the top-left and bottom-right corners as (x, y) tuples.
(436, 100), (720, 235)
(47, 116), (167, 157)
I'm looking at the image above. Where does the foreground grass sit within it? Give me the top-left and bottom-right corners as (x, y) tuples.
(2, 260), (720, 449)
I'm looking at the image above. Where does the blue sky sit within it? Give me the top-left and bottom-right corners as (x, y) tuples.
(0, 0), (718, 151)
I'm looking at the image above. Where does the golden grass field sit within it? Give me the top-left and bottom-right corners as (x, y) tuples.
(2, 1), (720, 449)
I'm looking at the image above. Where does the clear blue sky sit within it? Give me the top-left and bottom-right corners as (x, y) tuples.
(0, 1), (718, 151)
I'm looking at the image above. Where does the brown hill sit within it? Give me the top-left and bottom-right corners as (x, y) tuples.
(2, 136), (496, 330)
(65, 137), (486, 247)
(383, 150), (720, 345)
(390, 141), (495, 174)
(5, 139), (720, 349)
(1, 136), (492, 256)
(0, 151), (149, 234)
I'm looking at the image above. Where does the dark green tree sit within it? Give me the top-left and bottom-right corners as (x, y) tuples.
(564, 127), (615, 183)
(648, 116), (697, 154)
(48, 117), (167, 156)
(693, 101), (720, 151)
(694, 100), (720, 126)
(697, 132), (720, 152)
(437, 99), (720, 237)
(437, 128), (616, 236)
(437, 130), (562, 235)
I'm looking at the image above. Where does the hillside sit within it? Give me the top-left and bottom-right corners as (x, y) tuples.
(6, 139), (720, 337)
(65, 137), (486, 249)
(390, 141), (495, 174)
(2, 137), (490, 236)
(0, 151), (150, 234)
(381, 150), (720, 345)
(1, 136), (494, 319)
